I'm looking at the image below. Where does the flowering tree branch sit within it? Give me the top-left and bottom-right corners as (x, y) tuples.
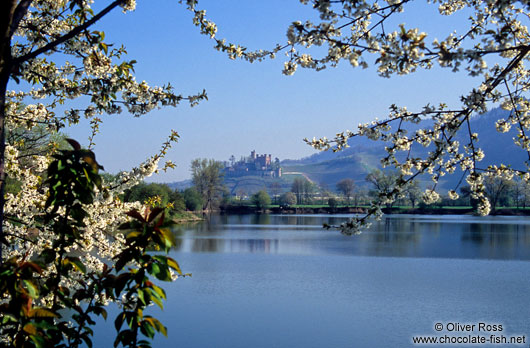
(12, 0), (126, 67)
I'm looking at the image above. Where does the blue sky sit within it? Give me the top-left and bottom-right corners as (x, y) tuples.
(65, 0), (481, 182)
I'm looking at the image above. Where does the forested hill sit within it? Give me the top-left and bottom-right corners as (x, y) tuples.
(281, 107), (525, 189)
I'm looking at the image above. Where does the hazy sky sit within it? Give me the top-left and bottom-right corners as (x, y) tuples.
(64, 0), (481, 182)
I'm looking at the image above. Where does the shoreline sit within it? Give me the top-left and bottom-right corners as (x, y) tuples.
(170, 211), (203, 224)
(219, 205), (530, 216)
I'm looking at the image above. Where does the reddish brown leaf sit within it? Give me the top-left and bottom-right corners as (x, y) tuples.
(154, 213), (165, 229)
(66, 138), (81, 150)
(126, 209), (146, 223)
(19, 262), (43, 274)
(147, 207), (164, 223)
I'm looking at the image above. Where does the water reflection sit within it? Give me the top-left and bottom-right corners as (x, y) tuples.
(464, 222), (530, 246)
(170, 214), (530, 260)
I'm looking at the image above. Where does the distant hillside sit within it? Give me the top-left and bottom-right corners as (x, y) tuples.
(281, 107), (523, 190)
(224, 174), (305, 197)
(167, 107), (524, 194)
(282, 152), (378, 187)
(167, 180), (192, 191)
(167, 170), (314, 197)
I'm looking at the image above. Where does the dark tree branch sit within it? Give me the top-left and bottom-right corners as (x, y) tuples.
(12, 0), (125, 66)
(9, 0), (34, 38)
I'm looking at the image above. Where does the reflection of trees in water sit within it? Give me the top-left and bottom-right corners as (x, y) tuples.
(326, 216), (353, 227)
(200, 213), (222, 233)
(369, 218), (423, 245)
(314, 217), (425, 258)
(211, 214), (354, 227)
(250, 214), (271, 225)
(191, 238), (223, 253)
(170, 214), (281, 253)
(173, 237), (280, 253)
(281, 215), (312, 226)
(463, 223), (530, 249)
(186, 213), (227, 234)
(226, 238), (279, 253)
(170, 226), (185, 250)
(218, 214), (230, 225)
(232, 214), (248, 225)
(285, 216), (298, 226)
(171, 213), (530, 259)
(278, 215), (339, 226)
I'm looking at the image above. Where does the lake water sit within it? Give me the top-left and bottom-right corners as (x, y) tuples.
(95, 214), (530, 347)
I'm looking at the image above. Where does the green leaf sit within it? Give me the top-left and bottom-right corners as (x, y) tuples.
(145, 316), (167, 337)
(30, 308), (59, 318)
(126, 230), (142, 241)
(140, 320), (155, 338)
(114, 329), (133, 348)
(29, 333), (47, 348)
(151, 284), (166, 300)
(153, 264), (171, 282)
(57, 159), (66, 171)
(114, 273), (130, 295)
(166, 257), (183, 275)
(114, 312), (126, 331)
(138, 340), (152, 348)
(82, 334), (93, 348)
(155, 228), (175, 250)
(92, 306), (108, 320)
(2, 314), (16, 324)
(22, 279), (39, 298)
(40, 249), (56, 264)
(23, 323), (37, 335)
(137, 288), (146, 305)
(62, 256), (87, 273)
(148, 263), (160, 277)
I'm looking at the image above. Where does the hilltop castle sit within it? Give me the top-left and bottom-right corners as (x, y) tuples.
(225, 150), (282, 178)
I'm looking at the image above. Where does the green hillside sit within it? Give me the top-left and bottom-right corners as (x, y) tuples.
(282, 153), (378, 188)
(224, 175), (296, 197)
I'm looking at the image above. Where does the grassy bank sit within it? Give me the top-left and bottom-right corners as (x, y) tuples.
(170, 211), (203, 224)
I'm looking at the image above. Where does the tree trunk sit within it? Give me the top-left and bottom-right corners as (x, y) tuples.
(0, 1), (16, 262)
(0, 72), (7, 262)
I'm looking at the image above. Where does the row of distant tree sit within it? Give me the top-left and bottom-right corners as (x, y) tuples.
(257, 170), (530, 212)
(121, 159), (226, 214)
(114, 159), (530, 214)
(120, 182), (204, 215)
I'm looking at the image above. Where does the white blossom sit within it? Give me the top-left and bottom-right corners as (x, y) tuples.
(422, 189), (440, 205)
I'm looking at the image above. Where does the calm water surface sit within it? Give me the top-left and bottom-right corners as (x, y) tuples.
(95, 214), (530, 347)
